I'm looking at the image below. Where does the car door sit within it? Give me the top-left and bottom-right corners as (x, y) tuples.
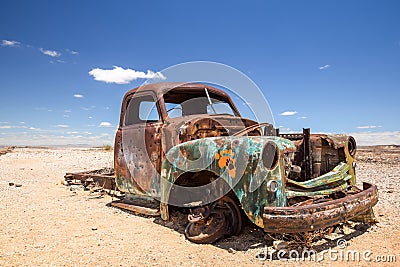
(120, 92), (162, 194)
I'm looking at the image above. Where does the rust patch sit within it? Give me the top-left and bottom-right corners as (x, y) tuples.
(263, 183), (378, 233)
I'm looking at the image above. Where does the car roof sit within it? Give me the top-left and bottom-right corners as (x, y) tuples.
(123, 82), (232, 99)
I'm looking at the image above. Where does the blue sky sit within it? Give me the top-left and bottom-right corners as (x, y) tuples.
(0, 0), (399, 146)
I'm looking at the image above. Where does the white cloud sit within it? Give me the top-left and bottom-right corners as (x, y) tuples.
(349, 131), (400, 146)
(73, 94), (84, 98)
(28, 127), (47, 132)
(0, 125), (27, 129)
(81, 106), (95, 111)
(280, 111), (298, 116)
(99, 122), (113, 127)
(39, 48), (61, 57)
(1, 40), (20, 47)
(278, 126), (292, 132)
(319, 64), (331, 70)
(357, 125), (382, 129)
(66, 131), (93, 135)
(55, 124), (69, 128)
(297, 116), (307, 119)
(66, 49), (79, 55)
(88, 66), (166, 84)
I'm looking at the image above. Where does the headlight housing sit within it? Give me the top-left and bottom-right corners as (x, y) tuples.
(261, 141), (279, 170)
(266, 179), (278, 193)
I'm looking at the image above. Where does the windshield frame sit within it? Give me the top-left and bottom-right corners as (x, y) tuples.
(160, 87), (241, 119)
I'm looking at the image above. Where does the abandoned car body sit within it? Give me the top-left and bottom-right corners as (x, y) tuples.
(113, 82), (378, 243)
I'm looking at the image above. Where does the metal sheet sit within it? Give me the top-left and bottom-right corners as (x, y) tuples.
(263, 182), (378, 233)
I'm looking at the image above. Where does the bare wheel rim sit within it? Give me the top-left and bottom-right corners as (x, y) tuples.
(184, 195), (242, 243)
(220, 196), (242, 236)
(185, 211), (227, 244)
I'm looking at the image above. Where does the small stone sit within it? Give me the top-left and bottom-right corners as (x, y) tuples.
(92, 227), (97, 231)
(15, 184), (22, 187)
(8, 182), (14, 186)
(70, 184), (85, 191)
(228, 248), (236, 254)
(334, 226), (343, 234)
(250, 242), (263, 248)
(325, 232), (342, 241)
(342, 225), (353, 235)
(347, 221), (357, 228)
(273, 240), (288, 250)
(165, 221), (174, 228)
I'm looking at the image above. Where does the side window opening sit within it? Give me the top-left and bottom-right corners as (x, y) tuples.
(165, 102), (182, 118)
(139, 101), (159, 121)
(124, 94), (160, 126)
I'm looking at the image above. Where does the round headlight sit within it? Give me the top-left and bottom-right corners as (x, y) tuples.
(347, 136), (357, 157)
(266, 180), (278, 193)
(261, 141), (279, 170)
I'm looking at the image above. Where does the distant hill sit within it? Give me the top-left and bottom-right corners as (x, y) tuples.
(358, 145), (400, 152)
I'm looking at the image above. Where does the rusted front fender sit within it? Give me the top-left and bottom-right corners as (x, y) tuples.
(263, 182), (378, 233)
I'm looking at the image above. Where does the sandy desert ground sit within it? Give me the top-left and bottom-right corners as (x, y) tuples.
(0, 146), (399, 266)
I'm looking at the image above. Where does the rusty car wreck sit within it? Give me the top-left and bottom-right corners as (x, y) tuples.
(73, 82), (378, 244)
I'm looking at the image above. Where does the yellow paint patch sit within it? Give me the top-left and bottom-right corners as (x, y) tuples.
(216, 149), (237, 178)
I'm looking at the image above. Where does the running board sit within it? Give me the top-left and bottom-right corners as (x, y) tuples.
(111, 198), (160, 216)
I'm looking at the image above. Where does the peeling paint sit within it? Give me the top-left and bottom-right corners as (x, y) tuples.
(113, 82), (378, 235)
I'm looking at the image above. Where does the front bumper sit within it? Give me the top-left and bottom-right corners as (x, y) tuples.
(263, 182), (378, 233)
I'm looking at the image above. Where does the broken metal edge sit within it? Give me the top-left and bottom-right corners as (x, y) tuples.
(111, 200), (160, 216)
(64, 169), (116, 190)
(262, 182), (378, 233)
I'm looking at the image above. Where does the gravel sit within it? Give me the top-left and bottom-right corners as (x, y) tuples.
(0, 147), (399, 266)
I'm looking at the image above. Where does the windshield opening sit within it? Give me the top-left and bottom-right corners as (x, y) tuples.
(163, 89), (238, 118)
